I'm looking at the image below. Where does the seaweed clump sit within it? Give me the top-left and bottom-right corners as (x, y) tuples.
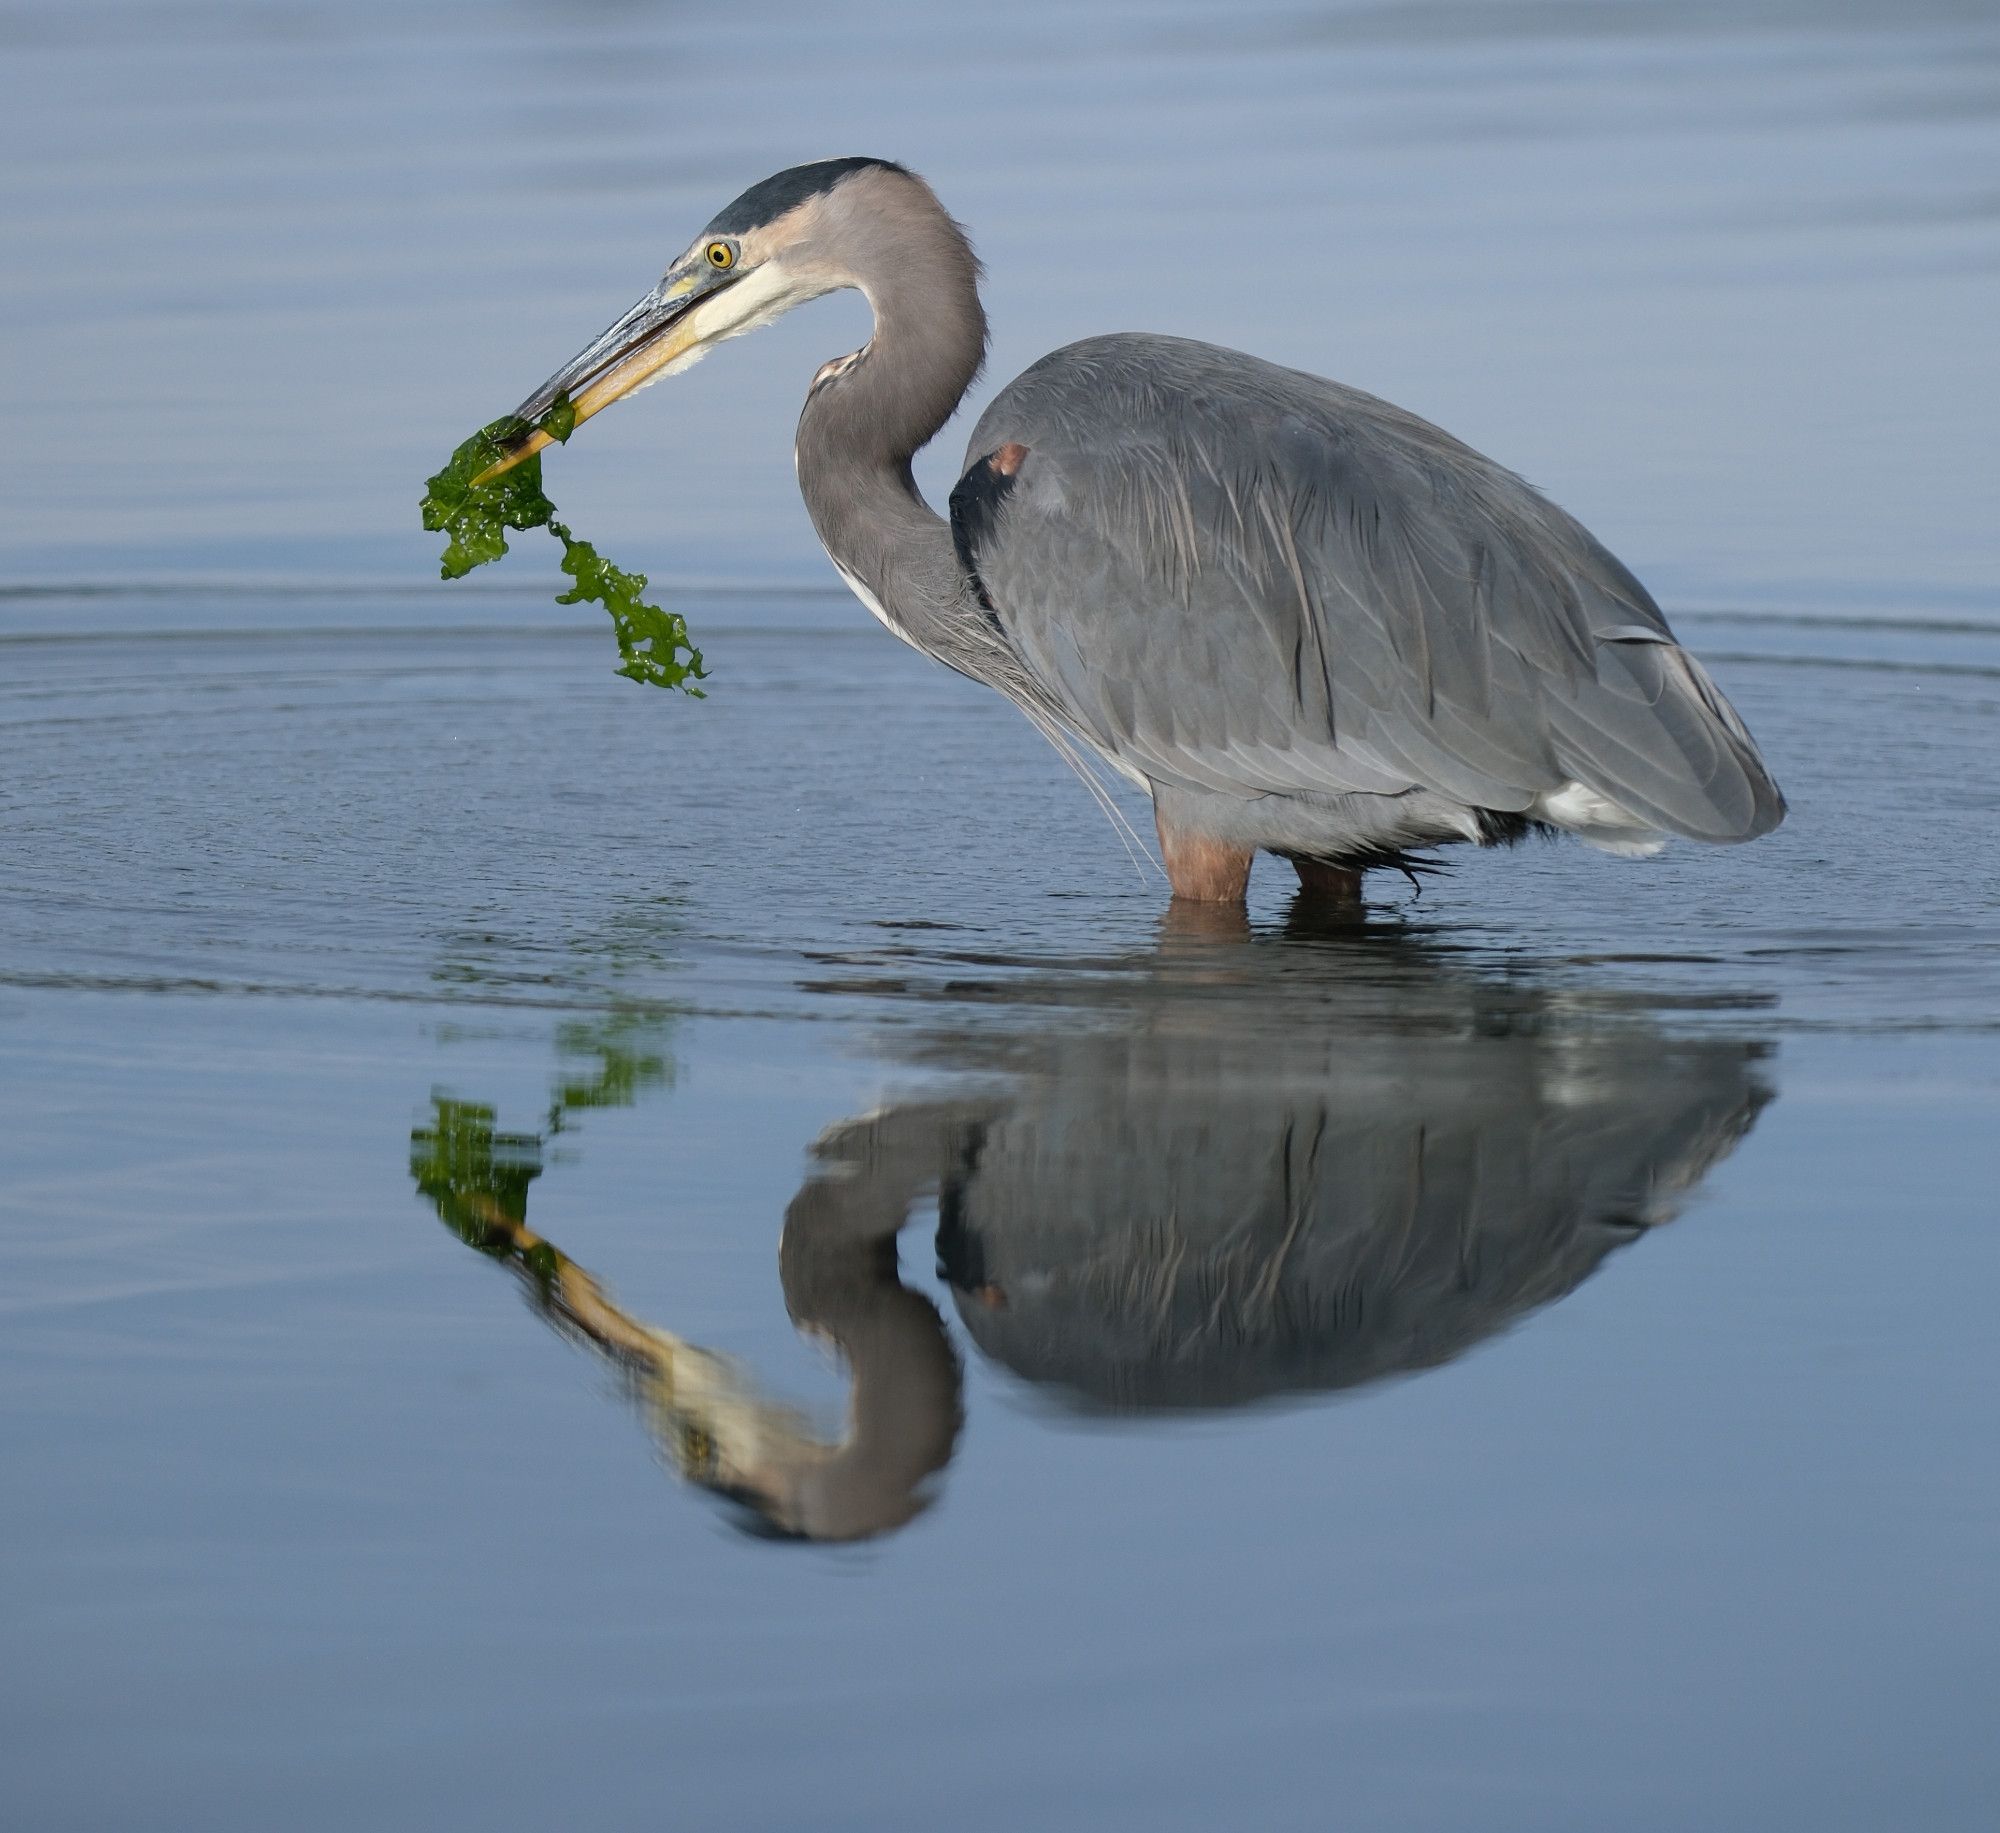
(420, 399), (705, 694)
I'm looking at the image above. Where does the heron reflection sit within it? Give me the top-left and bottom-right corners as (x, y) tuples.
(412, 914), (1771, 1540)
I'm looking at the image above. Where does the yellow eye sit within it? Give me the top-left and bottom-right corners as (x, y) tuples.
(705, 242), (734, 270)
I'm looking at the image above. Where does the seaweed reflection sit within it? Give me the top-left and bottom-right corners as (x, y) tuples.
(412, 913), (1773, 1541)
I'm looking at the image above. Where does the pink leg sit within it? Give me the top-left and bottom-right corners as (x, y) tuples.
(1155, 807), (1254, 904)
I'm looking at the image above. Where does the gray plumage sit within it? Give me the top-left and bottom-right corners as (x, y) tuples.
(960, 335), (1784, 858)
(512, 158), (1787, 887)
(788, 163), (1780, 872)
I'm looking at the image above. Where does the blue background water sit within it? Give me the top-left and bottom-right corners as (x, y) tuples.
(3, 3), (1998, 1828)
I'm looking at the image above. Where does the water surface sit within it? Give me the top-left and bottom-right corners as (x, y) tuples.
(3, 3), (1998, 1828)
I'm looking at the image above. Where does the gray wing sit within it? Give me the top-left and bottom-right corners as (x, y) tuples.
(954, 334), (1783, 841)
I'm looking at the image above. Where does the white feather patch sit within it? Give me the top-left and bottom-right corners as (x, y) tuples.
(830, 558), (919, 650)
(1532, 781), (1668, 857)
(625, 261), (835, 407)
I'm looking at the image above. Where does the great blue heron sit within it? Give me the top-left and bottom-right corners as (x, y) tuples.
(484, 157), (1786, 903)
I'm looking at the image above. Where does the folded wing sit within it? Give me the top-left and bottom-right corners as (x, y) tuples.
(955, 334), (1784, 845)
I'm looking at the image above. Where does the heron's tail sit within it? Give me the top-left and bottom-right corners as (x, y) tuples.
(1537, 635), (1786, 850)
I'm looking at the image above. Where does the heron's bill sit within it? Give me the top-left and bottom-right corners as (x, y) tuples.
(472, 318), (705, 485)
(473, 427), (554, 485)
(473, 273), (724, 486)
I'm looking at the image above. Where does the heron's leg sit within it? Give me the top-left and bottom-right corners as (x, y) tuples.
(1288, 854), (1364, 903)
(1154, 806), (1254, 904)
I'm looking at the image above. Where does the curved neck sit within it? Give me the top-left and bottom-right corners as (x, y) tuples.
(794, 237), (987, 651)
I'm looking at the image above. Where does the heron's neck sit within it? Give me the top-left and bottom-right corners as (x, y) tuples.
(794, 250), (987, 653)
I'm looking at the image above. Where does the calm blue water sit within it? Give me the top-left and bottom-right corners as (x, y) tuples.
(3, 3), (1998, 1828)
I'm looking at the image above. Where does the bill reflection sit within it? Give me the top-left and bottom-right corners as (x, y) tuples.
(412, 920), (1772, 1542)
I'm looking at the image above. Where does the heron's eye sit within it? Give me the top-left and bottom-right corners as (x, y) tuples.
(705, 242), (735, 271)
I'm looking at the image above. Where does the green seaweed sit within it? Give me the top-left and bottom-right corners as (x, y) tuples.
(420, 398), (705, 694)
(545, 1008), (677, 1132)
(419, 414), (554, 579)
(551, 524), (702, 693)
(409, 1096), (543, 1253)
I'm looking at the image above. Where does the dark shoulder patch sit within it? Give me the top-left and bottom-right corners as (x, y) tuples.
(949, 446), (1027, 616)
(705, 157), (911, 235)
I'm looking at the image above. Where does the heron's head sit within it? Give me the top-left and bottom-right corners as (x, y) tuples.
(478, 156), (969, 483)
